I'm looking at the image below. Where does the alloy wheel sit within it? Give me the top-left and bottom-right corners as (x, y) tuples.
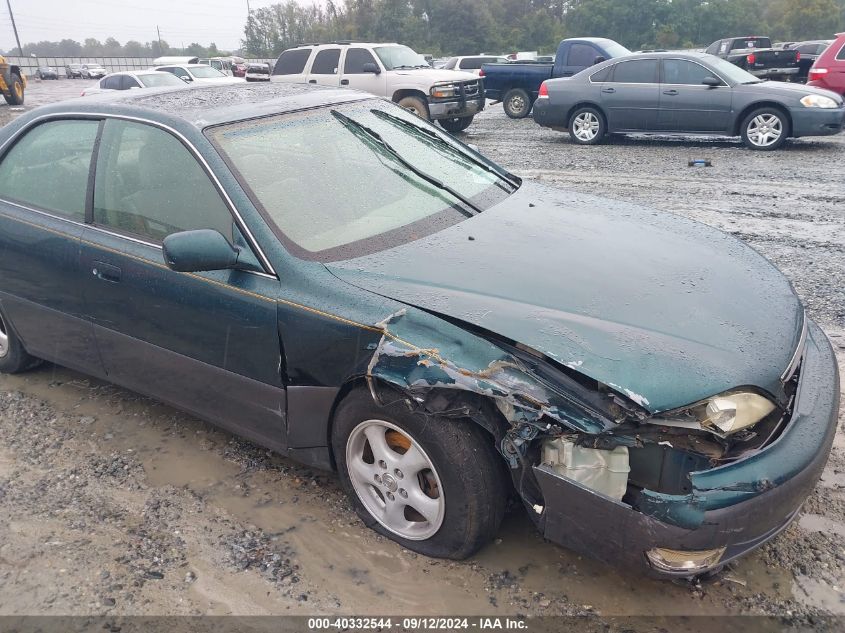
(746, 114), (783, 148)
(345, 419), (445, 540)
(572, 111), (600, 141)
(0, 313), (9, 358)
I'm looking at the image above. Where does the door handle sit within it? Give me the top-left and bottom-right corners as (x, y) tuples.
(308, 79), (317, 84)
(340, 79), (349, 85)
(663, 89), (679, 96)
(601, 87), (616, 94)
(92, 261), (121, 283)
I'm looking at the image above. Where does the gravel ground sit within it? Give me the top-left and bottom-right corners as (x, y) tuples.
(0, 80), (843, 627)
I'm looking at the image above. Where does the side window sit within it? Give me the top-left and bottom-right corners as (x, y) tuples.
(0, 120), (99, 221)
(273, 49), (311, 75)
(120, 75), (141, 90)
(590, 65), (612, 82)
(609, 59), (658, 83)
(344, 48), (378, 74)
(311, 48), (341, 75)
(837, 43), (845, 61)
(662, 59), (719, 85)
(93, 120), (233, 243)
(459, 58), (482, 70)
(719, 41), (729, 55)
(567, 44), (599, 67)
(705, 41), (719, 55)
(99, 76), (114, 89)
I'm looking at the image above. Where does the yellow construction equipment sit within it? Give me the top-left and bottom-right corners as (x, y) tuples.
(0, 56), (25, 105)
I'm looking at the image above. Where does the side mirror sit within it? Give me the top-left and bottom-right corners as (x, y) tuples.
(702, 76), (722, 87)
(593, 55), (606, 65)
(162, 229), (240, 272)
(179, 75), (192, 82)
(362, 62), (381, 75)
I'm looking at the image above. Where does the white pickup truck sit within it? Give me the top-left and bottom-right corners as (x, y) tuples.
(270, 42), (484, 132)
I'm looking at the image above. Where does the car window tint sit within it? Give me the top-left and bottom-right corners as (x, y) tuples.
(662, 59), (718, 85)
(93, 120), (233, 243)
(311, 48), (341, 74)
(837, 43), (845, 61)
(610, 59), (657, 83)
(273, 49), (310, 75)
(459, 58), (483, 70)
(567, 43), (599, 67)
(120, 75), (141, 89)
(0, 120), (98, 221)
(344, 48), (378, 74)
(590, 65), (612, 82)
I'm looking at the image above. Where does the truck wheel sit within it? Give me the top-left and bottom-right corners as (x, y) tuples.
(0, 307), (40, 373)
(3, 74), (24, 106)
(741, 107), (788, 150)
(568, 106), (606, 145)
(332, 387), (508, 559)
(438, 116), (474, 133)
(397, 95), (430, 120)
(503, 88), (532, 119)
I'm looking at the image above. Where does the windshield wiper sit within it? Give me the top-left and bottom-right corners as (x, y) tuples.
(371, 109), (520, 192)
(331, 110), (482, 215)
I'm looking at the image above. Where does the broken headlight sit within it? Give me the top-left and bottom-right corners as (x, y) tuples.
(656, 390), (776, 438)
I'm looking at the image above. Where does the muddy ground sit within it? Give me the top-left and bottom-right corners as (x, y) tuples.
(0, 80), (843, 627)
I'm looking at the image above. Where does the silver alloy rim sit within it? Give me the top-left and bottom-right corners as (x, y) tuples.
(572, 112), (600, 141)
(509, 94), (526, 114)
(746, 114), (782, 147)
(0, 313), (9, 358)
(345, 419), (445, 540)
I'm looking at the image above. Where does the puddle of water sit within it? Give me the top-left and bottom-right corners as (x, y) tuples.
(792, 575), (845, 614)
(799, 513), (845, 539)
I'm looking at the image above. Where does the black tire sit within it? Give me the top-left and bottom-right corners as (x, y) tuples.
(397, 95), (430, 120)
(503, 88), (532, 119)
(438, 115), (474, 133)
(3, 74), (24, 106)
(0, 306), (40, 373)
(332, 387), (508, 559)
(568, 106), (607, 145)
(740, 107), (789, 151)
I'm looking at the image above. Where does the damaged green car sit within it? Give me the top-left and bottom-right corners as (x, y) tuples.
(0, 83), (838, 578)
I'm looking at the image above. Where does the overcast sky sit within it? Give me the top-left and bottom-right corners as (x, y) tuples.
(1, 0), (299, 52)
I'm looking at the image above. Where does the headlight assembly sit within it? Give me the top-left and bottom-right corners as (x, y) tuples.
(800, 94), (839, 109)
(430, 84), (457, 99)
(654, 390), (777, 437)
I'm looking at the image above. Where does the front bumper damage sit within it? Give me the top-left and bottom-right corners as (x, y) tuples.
(365, 307), (839, 577)
(535, 322), (838, 577)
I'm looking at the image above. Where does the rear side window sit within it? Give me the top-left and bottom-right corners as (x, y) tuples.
(459, 58), (483, 70)
(273, 49), (311, 75)
(837, 43), (845, 61)
(0, 120), (98, 221)
(344, 48), (378, 74)
(610, 59), (658, 83)
(590, 65), (612, 82)
(311, 49), (341, 75)
(567, 44), (599, 67)
(100, 76), (119, 90)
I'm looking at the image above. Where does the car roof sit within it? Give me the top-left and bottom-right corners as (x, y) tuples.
(28, 82), (372, 129)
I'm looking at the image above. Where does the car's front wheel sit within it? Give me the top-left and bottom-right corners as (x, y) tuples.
(438, 116), (474, 133)
(568, 106), (606, 145)
(741, 107), (789, 150)
(397, 95), (430, 120)
(0, 307), (40, 373)
(332, 387), (507, 559)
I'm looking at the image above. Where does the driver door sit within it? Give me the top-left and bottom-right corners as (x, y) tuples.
(339, 47), (387, 94)
(79, 118), (286, 449)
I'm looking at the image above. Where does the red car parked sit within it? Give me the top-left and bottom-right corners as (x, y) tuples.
(808, 33), (845, 95)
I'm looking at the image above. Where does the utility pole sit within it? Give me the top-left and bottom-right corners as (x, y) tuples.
(156, 25), (162, 53)
(5, 0), (23, 56)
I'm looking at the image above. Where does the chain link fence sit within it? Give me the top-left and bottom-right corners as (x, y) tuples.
(4, 56), (277, 77)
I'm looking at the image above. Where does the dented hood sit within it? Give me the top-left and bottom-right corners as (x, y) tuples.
(326, 183), (803, 413)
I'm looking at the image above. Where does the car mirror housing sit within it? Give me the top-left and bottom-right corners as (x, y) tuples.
(162, 229), (240, 272)
(702, 76), (722, 87)
(593, 55), (606, 65)
(180, 75), (192, 82)
(362, 62), (381, 75)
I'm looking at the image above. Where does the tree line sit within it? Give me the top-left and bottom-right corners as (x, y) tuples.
(6, 0), (844, 59)
(242, 0), (845, 58)
(2, 38), (229, 59)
